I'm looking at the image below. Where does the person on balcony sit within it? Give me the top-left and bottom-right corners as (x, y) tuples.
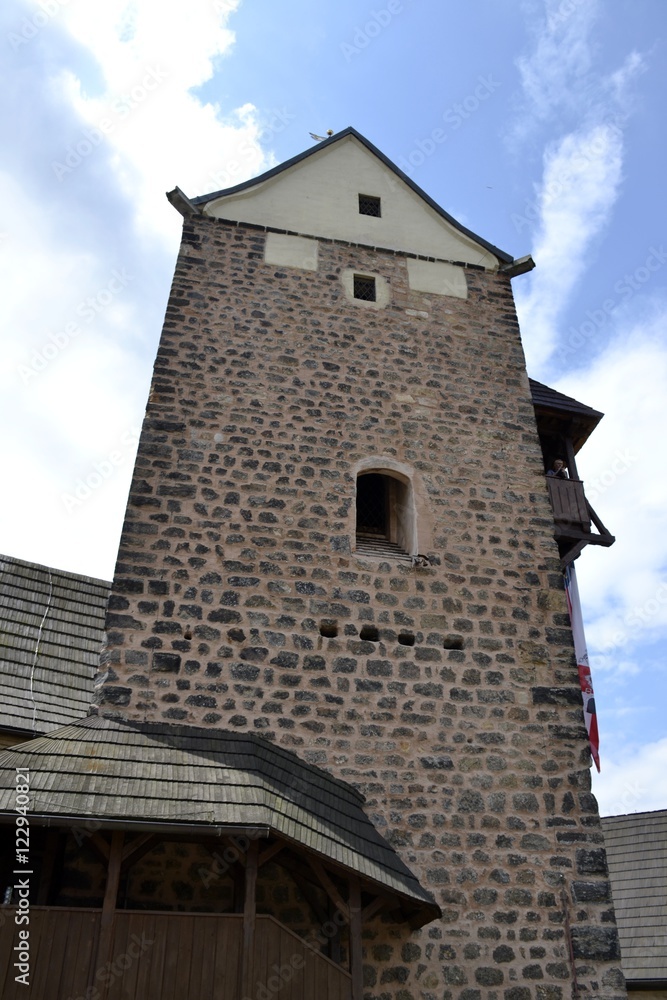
(547, 459), (569, 479)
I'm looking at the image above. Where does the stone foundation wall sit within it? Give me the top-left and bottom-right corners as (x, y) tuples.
(95, 215), (626, 999)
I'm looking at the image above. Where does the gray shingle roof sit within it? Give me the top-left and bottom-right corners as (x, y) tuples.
(529, 379), (605, 454)
(0, 555), (110, 735)
(529, 378), (604, 421)
(0, 715), (439, 922)
(601, 810), (667, 983)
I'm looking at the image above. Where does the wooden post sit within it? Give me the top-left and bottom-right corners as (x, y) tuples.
(240, 839), (258, 999)
(349, 876), (363, 1000)
(96, 830), (124, 999)
(564, 434), (579, 481)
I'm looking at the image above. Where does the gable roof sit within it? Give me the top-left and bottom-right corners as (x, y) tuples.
(0, 555), (109, 737)
(602, 809), (667, 984)
(177, 127), (515, 267)
(0, 715), (440, 924)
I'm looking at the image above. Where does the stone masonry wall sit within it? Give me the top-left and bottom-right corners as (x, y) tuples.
(95, 214), (626, 1000)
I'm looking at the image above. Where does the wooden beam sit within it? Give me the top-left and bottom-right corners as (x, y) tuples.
(564, 434), (579, 482)
(349, 876), (363, 1000)
(306, 856), (349, 920)
(586, 500), (615, 543)
(121, 832), (155, 867)
(96, 830), (124, 1000)
(361, 895), (387, 922)
(560, 540), (588, 569)
(90, 831), (110, 863)
(241, 839), (258, 1000)
(258, 840), (285, 868)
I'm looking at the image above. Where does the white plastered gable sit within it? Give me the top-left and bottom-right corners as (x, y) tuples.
(202, 135), (500, 270)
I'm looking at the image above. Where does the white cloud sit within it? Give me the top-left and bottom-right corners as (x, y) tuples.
(0, 0), (283, 579)
(515, 124), (623, 369)
(55, 0), (276, 241)
(511, 2), (648, 370)
(514, 0), (600, 133)
(556, 313), (667, 665)
(593, 735), (667, 816)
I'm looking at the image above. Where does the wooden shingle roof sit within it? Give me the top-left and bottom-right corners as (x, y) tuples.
(0, 715), (439, 922)
(529, 378), (604, 453)
(0, 555), (109, 737)
(601, 809), (667, 984)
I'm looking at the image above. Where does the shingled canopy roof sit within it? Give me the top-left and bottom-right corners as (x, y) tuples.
(0, 555), (110, 738)
(529, 378), (604, 453)
(0, 715), (440, 925)
(601, 809), (667, 987)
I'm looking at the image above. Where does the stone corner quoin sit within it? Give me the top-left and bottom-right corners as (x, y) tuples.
(95, 196), (625, 999)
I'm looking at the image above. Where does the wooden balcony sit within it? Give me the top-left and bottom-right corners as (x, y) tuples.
(545, 476), (614, 566)
(0, 906), (351, 1000)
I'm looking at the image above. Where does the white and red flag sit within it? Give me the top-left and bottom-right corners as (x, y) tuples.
(564, 563), (601, 772)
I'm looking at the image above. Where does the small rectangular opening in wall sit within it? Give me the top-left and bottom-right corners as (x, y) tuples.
(353, 275), (376, 301)
(358, 194), (381, 217)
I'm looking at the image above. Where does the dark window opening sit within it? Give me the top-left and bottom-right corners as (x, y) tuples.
(359, 625), (379, 642)
(355, 470), (415, 560)
(358, 194), (381, 217)
(319, 621), (338, 638)
(356, 473), (387, 536)
(443, 634), (464, 650)
(353, 275), (376, 302)
(398, 632), (415, 646)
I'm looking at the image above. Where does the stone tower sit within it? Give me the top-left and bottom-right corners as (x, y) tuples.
(96, 128), (625, 999)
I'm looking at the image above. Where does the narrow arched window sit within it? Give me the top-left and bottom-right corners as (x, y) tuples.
(355, 470), (415, 559)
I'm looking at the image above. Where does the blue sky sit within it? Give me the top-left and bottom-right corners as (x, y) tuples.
(1, 0), (666, 815)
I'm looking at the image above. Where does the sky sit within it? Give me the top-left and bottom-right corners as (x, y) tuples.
(1, 0), (666, 816)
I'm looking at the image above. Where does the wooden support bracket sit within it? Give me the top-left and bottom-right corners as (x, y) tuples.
(306, 855), (349, 920)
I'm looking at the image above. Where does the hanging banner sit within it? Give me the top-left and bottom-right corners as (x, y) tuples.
(564, 563), (601, 772)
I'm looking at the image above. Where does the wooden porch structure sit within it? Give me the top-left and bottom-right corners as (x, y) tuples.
(0, 719), (440, 1000)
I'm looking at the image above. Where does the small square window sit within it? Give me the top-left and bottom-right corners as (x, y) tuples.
(358, 194), (381, 217)
(353, 275), (376, 301)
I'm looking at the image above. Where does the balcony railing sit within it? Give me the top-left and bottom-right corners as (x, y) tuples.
(545, 476), (614, 565)
(0, 906), (352, 1000)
